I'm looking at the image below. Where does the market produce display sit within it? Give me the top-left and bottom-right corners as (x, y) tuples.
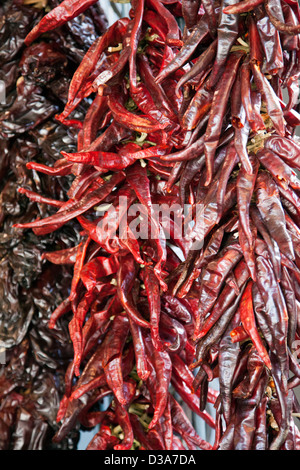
(0, 0), (108, 449)
(2, 0), (300, 451)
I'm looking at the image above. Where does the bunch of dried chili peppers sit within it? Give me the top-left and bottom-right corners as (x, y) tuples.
(0, 0), (107, 449)
(8, 0), (300, 450)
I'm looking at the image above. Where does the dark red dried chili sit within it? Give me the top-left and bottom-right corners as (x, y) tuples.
(6, 0), (300, 452)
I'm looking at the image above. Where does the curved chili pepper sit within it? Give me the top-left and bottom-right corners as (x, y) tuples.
(117, 254), (150, 329)
(17, 187), (64, 208)
(170, 395), (213, 450)
(42, 245), (79, 265)
(232, 346), (266, 400)
(62, 149), (138, 171)
(181, 81), (214, 131)
(216, 142), (239, 215)
(82, 95), (108, 147)
(148, 349), (172, 429)
(231, 69), (244, 130)
(256, 147), (300, 192)
(255, 171), (295, 261)
(13, 171), (125, 231)
(250, 206), (282, 281)
(249, 14), (264, 65)
(216, 315), (241, 425)
(264, 0), (300, 34)
(179, 154), (205, 204)
(61, 19), (128, 117)
(129, 0), (145, 93)
(159, 395), (173, 450)
(81, 308), (113, 358)
(196, 259), (249, 340)
(281, 3), (300, 53)
(86, 425), (119, 450)
(252, 395), (268, 450)
(141, 265), (166, 351)
(107, 86), (168, 134)
(240, 60), (264, 133)
(131, 319), (152, 381)
(160, 313), (187, 353)
(48, 298), (72, 330)
(138, 54), (178, 123)
(132, 84), (174, 130)
(161, 134), (205, 162)
(192, 285), (246, 369)
(163, 295), (193, 324)
(194, 246), (243, 338)
(104, 358), (126, 407)
(147, 0), (182, 48)
(281, 266), (297, 351)
(155, 15), (209, 84)
(265, 135), (300, 170)
(237, 154), (259, 246)
(69, 236), (90, 302)
(268, 352), (291, 450)
(182, 0), (201, 31)
(113, 383), (135, 450)
(207, 0), (240, 89)
(196, 224), (226, 269)
(255, 4), (284, 75)
(239, 219), (257, 281)
(202, 0), (218, 33)
(126, 163), (168, 290)
(255, 257), (289, 383)
(223, 0), (264, 14)
(25, 161), (73, 176)
(240, 281), (272, 369)
(170, 372), (216, 427)
(233, 373), (269, 450)
(252, 59), (286, 129)
(175, 39), (218, 97)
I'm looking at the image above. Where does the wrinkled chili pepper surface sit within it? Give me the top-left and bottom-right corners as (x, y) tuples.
(4, 0), (300, 450)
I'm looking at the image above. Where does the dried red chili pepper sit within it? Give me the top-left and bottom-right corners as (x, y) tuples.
(265, 0), (300, 34)
(251, 62), (286, 136)
(196, 259), (249, 340)
(206, 0), (240, 89)
(155, 14), (209, 84)
(255, 171), (295, 261)
(117, 254), (150, 330)
(223, 0), (263, 14)
(239, 280), (272, 369)
(194, 245), (243, 338)
(181, 80), (214, 131)
(265, 135), (300, 170)
(204, 51), (244, 186)
(237, 154), (259, 245)
(10, 0), (300, 452)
